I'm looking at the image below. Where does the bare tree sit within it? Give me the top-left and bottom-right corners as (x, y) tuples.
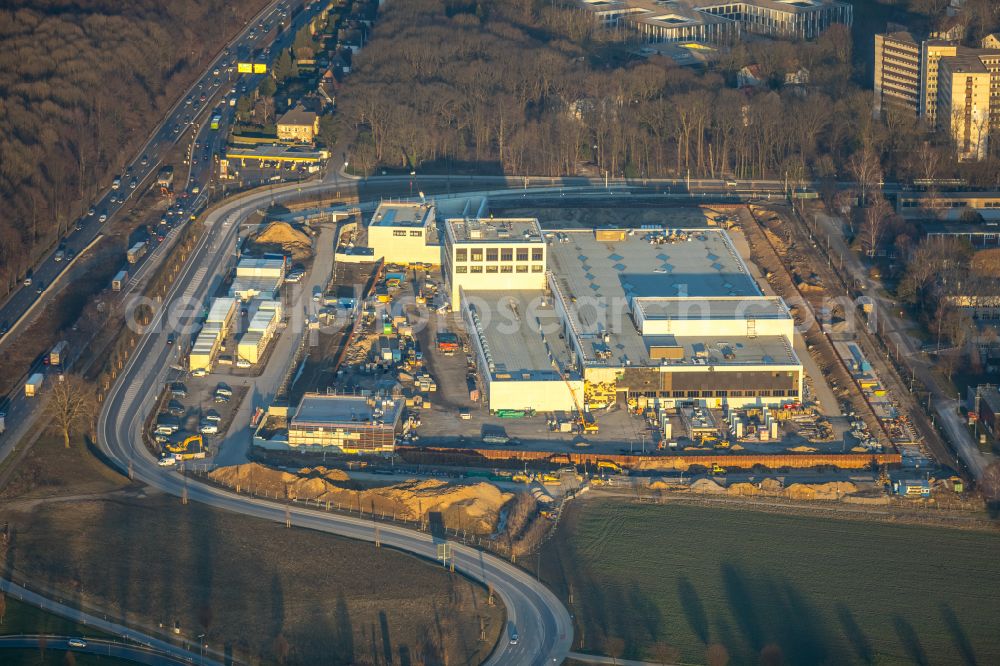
(849, 142), (882, 207)
(44, 375), (96, 448)
(603, 636), (625, 665)
(861, 197), (892, 257)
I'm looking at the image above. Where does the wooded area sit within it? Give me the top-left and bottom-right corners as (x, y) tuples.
(336, 0), (1000, 190)
(0, 0), (269, 294)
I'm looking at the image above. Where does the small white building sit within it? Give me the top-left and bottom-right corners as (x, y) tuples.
(367, 202), (441, 266)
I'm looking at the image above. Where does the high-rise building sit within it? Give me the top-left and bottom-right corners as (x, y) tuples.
(936, 55), (992, 161)
(874, 31), (921, 116)
(920, 40), (961, 125)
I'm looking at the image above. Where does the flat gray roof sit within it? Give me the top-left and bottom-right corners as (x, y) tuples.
(634, 296), (790, 320)
(446, 217), (544, 244)
(465, 290), (577, 380)
(546, 228), (760, 301)
(545, 228), (800, 368)
(370, 202), (434, 228)
(293, 394), (403, 426)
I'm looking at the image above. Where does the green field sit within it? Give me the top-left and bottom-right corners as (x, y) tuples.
(540, 499), (1000, 665)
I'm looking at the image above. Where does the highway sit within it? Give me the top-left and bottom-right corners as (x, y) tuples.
(0, 578), (217, 665)
(0, 0), (321, 352)
(97, 180), (574, 665)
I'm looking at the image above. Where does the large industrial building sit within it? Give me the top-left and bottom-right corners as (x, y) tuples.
(439, 218), (803, 414)
(579, 0), (852, 44)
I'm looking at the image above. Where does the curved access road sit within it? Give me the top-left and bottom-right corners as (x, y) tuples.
(97, 180), (573, 665)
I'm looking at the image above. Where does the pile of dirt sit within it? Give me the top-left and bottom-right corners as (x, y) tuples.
(210, 463), (511, 533)
(648, 479), (669, 490)
(789, 445), (818, 453)
(759, 478), (784, 494)
(248, 221), (313, 260)
(785, 481), (857, 500)
(727, 482), (759, 496)
(690, 478), (726, 494)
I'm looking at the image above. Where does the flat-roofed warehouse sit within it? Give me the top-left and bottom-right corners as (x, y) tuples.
(463, 289), (583, 413)
(285, 394), (404, 453)
(546, 228), (802, 410)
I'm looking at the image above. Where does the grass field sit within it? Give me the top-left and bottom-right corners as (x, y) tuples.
(0, 436), (504, 665)
(540, 499), (1000, 665)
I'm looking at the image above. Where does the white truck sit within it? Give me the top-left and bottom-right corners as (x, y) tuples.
(25, 373), (43, 397)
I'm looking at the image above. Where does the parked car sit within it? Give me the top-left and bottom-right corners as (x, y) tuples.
(169, 382), (188, 398)
(204, 410), (222, 423)
(157, 455), (177, 467)
(200, 422), (219, 435)
(191, 368), (208, 377)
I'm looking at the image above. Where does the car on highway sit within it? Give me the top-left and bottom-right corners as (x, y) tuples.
(166, 333), (176, 346)
(99, 213), (108, 223)
(68, 638), (87, 649)
(54, 249), (65, 262)
(0, 321), (9, 335)
(129, 177), (138, 189)
(88, 207), (95, 216)
(141, 154), (148, 166)
(157, 455), (177, 467)
(35, 281), (44, 294)
(75, 221), (84, 231)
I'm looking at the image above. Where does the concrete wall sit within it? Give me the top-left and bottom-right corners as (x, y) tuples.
(368, 225), (441, 265)
(486, 377), (584, 413)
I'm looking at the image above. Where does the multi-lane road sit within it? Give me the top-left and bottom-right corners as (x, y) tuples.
(0, 0), (318, 351)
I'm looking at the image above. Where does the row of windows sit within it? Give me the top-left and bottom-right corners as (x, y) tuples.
(454, 265), (544, 274)
(392, 230), (424, 237)
(665, 388), (798, 398)
(454, 247), (543, 262)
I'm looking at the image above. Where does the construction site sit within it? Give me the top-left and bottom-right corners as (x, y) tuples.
(246, 199), (905, 474)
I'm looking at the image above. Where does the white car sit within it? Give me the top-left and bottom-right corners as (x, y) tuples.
(68, 638), (87, 648)
(99, 214), (108, 223)
(200, 423), (219, 435)
(191, 368), (208, 377)
(236, 359), (252, 368)
(157, 455), (177, 467)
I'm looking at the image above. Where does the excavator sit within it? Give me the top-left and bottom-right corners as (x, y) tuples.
(710, 462), (726, 475)
(596, 460), (623, 475)
(165, 433), (204, 459)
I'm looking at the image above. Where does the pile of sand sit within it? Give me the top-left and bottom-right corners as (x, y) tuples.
(727, 482), (759, 496)
(210, 463), (511, 533)
(785, 481), (857, 500)
(690, 478), (726, 494)
(789, 445), (818, 453)
(759, 478), (784, 494)
(249, 221), (313, 260)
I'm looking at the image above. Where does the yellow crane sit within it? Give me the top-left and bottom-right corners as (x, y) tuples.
(550, 356), (597, 434)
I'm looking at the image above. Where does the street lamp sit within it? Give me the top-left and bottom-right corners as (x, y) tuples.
(197, 633), (205, 666)
(409, 169), (416, 196)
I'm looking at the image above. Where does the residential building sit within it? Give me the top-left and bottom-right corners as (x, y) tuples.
(874, 31), (921, 116)
(919, 40), (960, 125)
(276, 105), (320, 143)
(936, 54), (992, 161)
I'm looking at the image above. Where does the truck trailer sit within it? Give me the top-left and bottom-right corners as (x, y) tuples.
(127, 241), (148, 264)
(112, 269), (129, 292)
(49, 340), (69, 367)
(25, 373), (43, 397)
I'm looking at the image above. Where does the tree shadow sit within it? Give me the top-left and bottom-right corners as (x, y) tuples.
(940, 603), (977, 666)
(335, 591), (355, 662)
(721, 563), (764, 652)
(835, 602), (873, 664)
(892, 616), (928, 666)
(379, 610), (393, 665)
(677, 577), (709, 645)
